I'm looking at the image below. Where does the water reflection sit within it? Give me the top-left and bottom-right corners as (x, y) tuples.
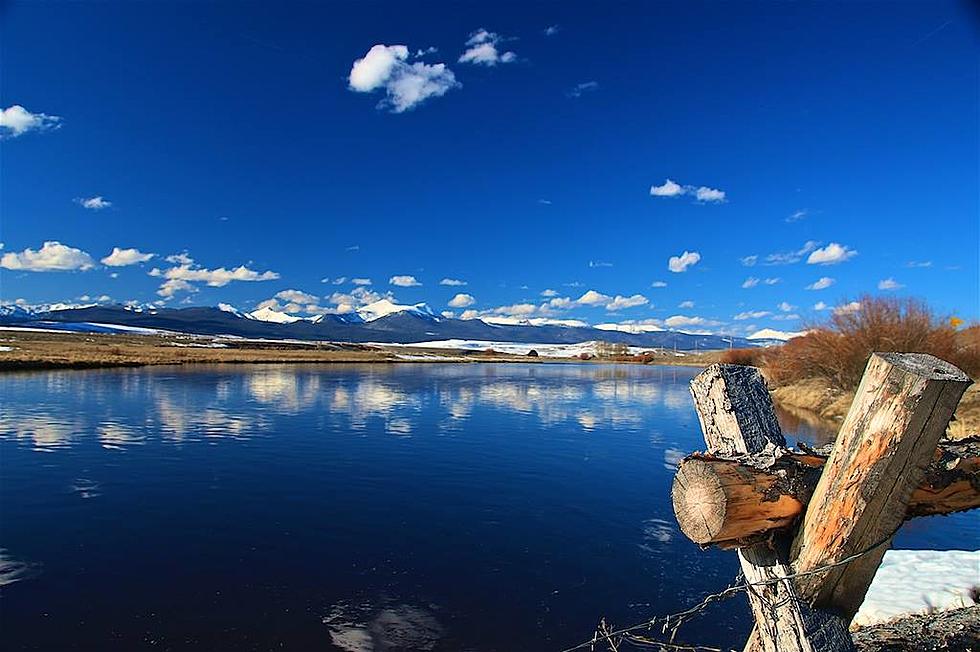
(0, 363), (704, 452)
(324, 600), (445, 652)
(0, 550), (34, 587)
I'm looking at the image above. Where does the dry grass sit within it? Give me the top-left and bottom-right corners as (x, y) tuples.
(768, 296), (978, 389)
(720, 347), (768, 366)
(764, 296), (980, 438)
(0, 330), (395, 369)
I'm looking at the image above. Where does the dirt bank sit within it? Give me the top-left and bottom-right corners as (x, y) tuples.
(771, 379), (980, 440)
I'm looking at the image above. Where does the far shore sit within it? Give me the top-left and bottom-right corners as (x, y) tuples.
(0, 328), (725, 372)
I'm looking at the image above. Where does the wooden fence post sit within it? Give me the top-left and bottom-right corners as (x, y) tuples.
(684, 364), (854, 652)
(790, 353), (972, 619)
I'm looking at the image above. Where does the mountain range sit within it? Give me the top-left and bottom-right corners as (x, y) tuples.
(0, 300), (784, 350)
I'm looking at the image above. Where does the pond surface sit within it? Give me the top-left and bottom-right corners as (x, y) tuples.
(1, 363), (974, 651)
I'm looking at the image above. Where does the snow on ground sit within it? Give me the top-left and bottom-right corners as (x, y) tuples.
(0, 346), (13, 352)
(385, 339), (676, 358)
(853, 549), (979, 627)
(0, 323), (168, 335)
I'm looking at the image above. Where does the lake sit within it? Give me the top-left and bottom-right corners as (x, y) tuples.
(1, 363), (975, 651)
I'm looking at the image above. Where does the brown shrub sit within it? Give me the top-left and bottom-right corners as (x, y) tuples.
(767, 295), (977, 391)
(720, 348), (766, 367)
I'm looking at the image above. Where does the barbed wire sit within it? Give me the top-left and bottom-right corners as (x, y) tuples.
(560, 536), (893, 652)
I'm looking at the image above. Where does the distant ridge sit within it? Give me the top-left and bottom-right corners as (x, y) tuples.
(0, 303), (783, 350)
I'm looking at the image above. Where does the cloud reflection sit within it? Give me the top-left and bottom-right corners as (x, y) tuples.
(323, 600), (444, 651)
(0, 363), (701, 451)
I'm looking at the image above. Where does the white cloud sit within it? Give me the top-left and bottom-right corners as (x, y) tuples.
(351, 277), (372, 286)
(157, 278), (195, 297)
(679, 300), (695, 309)
(0, 105), (62, 138)
(742, 277), (759, 289)
(447, 293), (475, 308)
(694, 186), (726, 203)
(75, 196), (112, 210)
(491, 302), (537, 317)
(664, 315), (720, 329)
(149, 255), (279, 297)
(878, 278), (904, 290)
(257, 289), (327, 315)
(576, 289), (611, 306)
(834, 301), (862, 315)
(588, 260), (612, 268)
(439, 278), (467, 286)
(813, 301), (829, 311)
(458, 28), (516, 66)
(390, 275), (421, 287)
(906, 260), (932, 268)
(544, 296), (574, 310)
(540, 288), (558, 297)
(807, 242), (857, 265)
(806, 276), (835, 291)
(734, 310), (771, 320)
(1, 241), (95, 272)
(740, 255), (758, 267)
(544, 25), (560, 36)
(101, 247), (155, 267)
(275, 289), (320, 305)
(650, 178), (684, 197)
(348, 44), (460, 113)
(650, 281), (668, 288)
(764, 277), (781, 285)
(786, 209), (808, 223)
(567, 81), (598, 98)
(650, 179), (726, 202)
(778, 301), (796, 312)
(606, 294), (649, 311)
(668, 250), (700, 273)
(166, 252), (193, 265)
(765, 241), (819, 265)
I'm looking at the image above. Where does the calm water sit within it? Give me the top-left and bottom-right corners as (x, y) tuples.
(1, 363), (975, 651)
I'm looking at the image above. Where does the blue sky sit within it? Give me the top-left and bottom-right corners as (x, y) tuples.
(1, 1), (977, 335)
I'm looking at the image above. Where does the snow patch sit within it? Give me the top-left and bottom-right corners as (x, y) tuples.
(854, 549), (979, 627)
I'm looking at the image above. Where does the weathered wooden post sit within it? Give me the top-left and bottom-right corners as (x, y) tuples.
(672, 353), (973, 652)
(682, 364), (854, 652)
(790, 353), (972, 619)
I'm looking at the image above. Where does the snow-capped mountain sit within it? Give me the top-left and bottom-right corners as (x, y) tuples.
(747, 328), (804, 341)
(0, 302), (783, 350)
(355, 299), (437, 322)
(247, 306), (307, 324)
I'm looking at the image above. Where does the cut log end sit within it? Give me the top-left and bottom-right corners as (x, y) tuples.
(671, 459), (728, 544)
(672, 457), (803, 545)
